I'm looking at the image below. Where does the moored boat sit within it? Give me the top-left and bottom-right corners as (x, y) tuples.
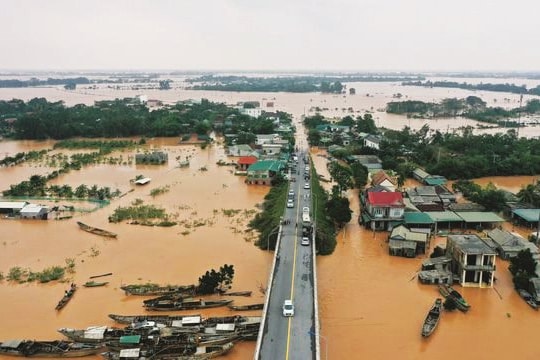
(109, 314), (202, 325)
(83, 281), (109, 287)
(121, 284), (196, 296)
(438, 284), (470, 312)
(0, 339), (105, 357)
(144, 298), (233, 311)
(77, 221), (117, 238)
(58, 326), (139, 344)
(101, 342), (234, 360)
(56, 283), (77, 311)
(518, 289), (538, 310)
(220, 291), (252, 297)
(421, 298), (443, 337)
(227, 303), (264, 311)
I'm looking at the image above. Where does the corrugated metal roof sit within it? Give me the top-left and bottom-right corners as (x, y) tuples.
(456, 212), (504, 223)
(513, 209), (540, 222)
(0, 201), (28, 210)
(404, 212), (434, 224)
(424, 211), (463, 222)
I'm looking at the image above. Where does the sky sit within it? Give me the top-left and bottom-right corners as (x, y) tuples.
(1, 0), (539, 72)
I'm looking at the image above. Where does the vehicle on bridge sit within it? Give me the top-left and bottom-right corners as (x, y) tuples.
(287, 199), (294, 208)
(282, 300), (294, 317)
(301, 237), (310, 246)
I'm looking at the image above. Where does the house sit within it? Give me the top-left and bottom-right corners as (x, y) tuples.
(388, 225), (429, 257)
(315, 124), (351, 133)
(262, 143), (284, 156)
(256, 134), (279, 146)
(246, 160), (284, 185)
(237, 156), (258, 171)
(146, 99), (162, 107)
(361, 191), (405, 231)
(371, 170), (397, 192)
(412, 168), (447, 186)
(227, 144), (257, 157)
(0, 201), (29, 216)
(363, 134), (382, 150)
(446, 234), (496, 288)
(20, 204), (48, 220)
(134, 177), (151, 185)
(418, 256), (453, 284)
(486, 228), (540, 260)
(348, 155), (383, 170)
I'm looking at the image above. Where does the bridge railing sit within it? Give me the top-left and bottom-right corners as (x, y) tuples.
(253, 224), (283, 360)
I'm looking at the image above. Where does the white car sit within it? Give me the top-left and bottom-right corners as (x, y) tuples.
(304, 183), (310, 189)
(301, 237), (310, 246)
(287, 199), (294, 208)
(288, 189), (295, 196)
(283, 299), (294, 317)
(302, 207), (309, 214)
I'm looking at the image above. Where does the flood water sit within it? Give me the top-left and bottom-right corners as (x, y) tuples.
(1, 79), (540, 359)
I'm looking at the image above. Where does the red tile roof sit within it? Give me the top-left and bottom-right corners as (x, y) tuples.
(367, 192), (404, 206)
(238, 156), (257, 165)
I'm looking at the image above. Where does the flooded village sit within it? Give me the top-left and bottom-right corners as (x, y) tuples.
(1, 74), (540, 360)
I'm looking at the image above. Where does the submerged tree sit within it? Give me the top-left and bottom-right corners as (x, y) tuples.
(509, 249), (538, 290)
(196, 264), (235, 295)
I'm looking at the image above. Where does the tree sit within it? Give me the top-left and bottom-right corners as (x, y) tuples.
(509, 249), (538, 290)
(350, 162), (368, 189)
(159, 80), (171, 90)
(196, 264), (235, 294)
(328, 161), (353, 194)
(326, 197), (352, 228)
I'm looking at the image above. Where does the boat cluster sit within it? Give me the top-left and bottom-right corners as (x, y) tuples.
(421, 284), (471, 338)
(0, 314), (261, 359)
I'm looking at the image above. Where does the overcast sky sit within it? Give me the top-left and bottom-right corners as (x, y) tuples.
(1, 0), (539, 72)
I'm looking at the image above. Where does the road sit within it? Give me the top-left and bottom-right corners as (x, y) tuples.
(258, 148), (316, 360)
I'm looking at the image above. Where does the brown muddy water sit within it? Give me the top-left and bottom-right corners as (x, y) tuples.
(1, 81), (540, 359)
(0, 139), (270, 360)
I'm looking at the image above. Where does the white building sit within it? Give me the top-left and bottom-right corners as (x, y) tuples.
(20, 204), (49, 220)
(239, 108), (263, 118)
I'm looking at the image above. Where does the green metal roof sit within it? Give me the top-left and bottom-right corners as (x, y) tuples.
(404, 212), (434, 224)
(424, 211), (463, 222)
(424, 177), (447, 186)
(119, 335), (141, 344)
(247, 160), (283, 172)
(512, 209), (540, 222)
(456, 211), (504, 223)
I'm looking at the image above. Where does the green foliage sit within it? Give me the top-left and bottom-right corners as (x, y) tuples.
(197, 264), (235, 294)
(249, 182), (288, 250)
(327, 161), (353, 194)
(326, 197), (352, 227)
(7, 267), (25, 282)
(65, 258), (76, 274)
(309, 169), (337, 255)
(451, 180), (507, 212)
(350, 162), (369, 189)
(509, 248), (537, 290)
(150, 186), (170, 198)
(109, 199), (175, 225)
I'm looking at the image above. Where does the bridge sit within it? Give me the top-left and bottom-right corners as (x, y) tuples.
(255, 144), (322, 360)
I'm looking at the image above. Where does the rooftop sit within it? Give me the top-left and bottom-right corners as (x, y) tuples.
(367, 192), (404, 207)
(448, 234), (497, 255)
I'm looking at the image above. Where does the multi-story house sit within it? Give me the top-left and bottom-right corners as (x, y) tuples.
(360, 191), (405, 231)
(446, 234), (496, 288)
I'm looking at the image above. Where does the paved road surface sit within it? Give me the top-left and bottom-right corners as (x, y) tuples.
(258, 149), (316, 360)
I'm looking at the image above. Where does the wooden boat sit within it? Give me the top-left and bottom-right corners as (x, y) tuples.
(220, 291), (252, 297)
(0, 339), (106, 357)
(143, 298), (233, 311)
(421, 298), (443, 337)
(227, 303), (264, 311)
(55, 283), (77, 311)
(109, 314), (202, 325)
(83, 281), (109, 287)
(58, 326), (141, 344)
(101, 342), (234, 360)
(77, 221), (117, 238)
(121, 284), (196, 296)
(518, 289), (539, 310)
(438, 284), (470, 312)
